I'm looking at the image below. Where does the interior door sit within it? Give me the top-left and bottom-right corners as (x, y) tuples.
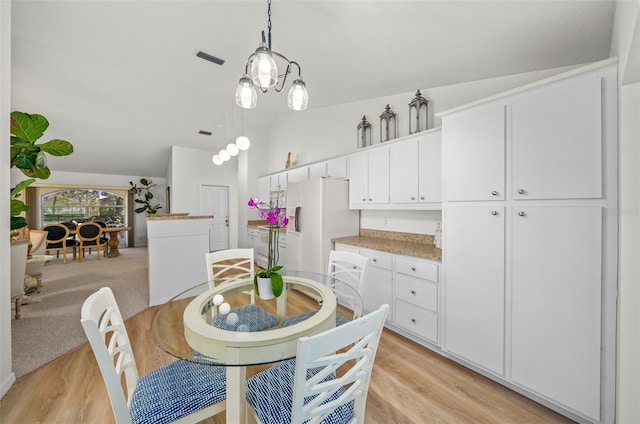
(199, 185), (229, 252)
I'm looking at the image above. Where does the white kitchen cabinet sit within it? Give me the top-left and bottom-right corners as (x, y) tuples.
(247, 227), (258, 250)
(512, 75), (602, 200)
(258, 176), (270, 202)
(444, 205), (505, 376)
(394, 255), (439, 344)
(326, 157), (348, 179)
(389, 130), (442, 206)
(270, 171), (287, 190)
(308, 162), (327, 179)
(511, 206), (602, 420)
(287, 166), (308, 183)
(443, 103), (506, 201)
(359, 247), (394, 322)
(348, 147), (389, 208)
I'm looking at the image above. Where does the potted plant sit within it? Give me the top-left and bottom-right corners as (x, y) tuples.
(9, 111), (73, 308)
(247, 197), (288, 299)
(129, 178), (162, 215)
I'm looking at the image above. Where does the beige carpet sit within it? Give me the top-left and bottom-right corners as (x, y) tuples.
(10, 247), (149, 378)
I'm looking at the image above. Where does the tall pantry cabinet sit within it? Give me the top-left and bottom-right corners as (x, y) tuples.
(440, 58), (618, 423)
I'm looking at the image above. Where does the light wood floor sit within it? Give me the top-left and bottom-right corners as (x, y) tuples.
(1, 306), (574, 423)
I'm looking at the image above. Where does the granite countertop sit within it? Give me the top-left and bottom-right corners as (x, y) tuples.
(147, 214), (214, 220)
(332, 229), (441, 262)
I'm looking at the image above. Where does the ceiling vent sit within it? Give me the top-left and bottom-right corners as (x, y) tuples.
(195, 50), (225, 65)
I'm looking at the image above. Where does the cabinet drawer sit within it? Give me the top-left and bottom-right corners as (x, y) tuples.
(360, 248), (393, 270)
(395, 274), (438, 312)
(395, 300), (438, 343)
(395, 256), (438, 281)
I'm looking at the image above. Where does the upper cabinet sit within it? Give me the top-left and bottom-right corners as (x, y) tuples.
(326, 157), (348, 179)
(390, 130), (442, 206)
(511, 76), (602, 200)
(348, 147), (390, 208)
(287, 166), (308, 183)
(443, 103), (506, 201)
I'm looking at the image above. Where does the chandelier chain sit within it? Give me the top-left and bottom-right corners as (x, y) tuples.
(267, 0), (272, 48)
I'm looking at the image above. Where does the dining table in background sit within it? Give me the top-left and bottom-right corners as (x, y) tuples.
(150, 270), (364, 423)
(68, 225), (131, 258)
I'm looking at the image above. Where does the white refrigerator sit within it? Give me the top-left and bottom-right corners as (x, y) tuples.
(286, 179), (360, 274)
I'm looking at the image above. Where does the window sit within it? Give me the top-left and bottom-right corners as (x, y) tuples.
(41, 189), (125, 227)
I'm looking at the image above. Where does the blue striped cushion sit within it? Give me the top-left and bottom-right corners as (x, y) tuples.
(246, 359), (354, 424)
(282, 311), (350, 328)
(129, 359), (226, 424)
(213, 304), (279, 331)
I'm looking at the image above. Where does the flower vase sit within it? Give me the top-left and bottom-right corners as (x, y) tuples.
(256, 276), (275, 300)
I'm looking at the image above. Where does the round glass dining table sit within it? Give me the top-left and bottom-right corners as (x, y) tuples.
(150, 270), (363, 423)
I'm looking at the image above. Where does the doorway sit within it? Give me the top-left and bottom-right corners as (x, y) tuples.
(199, 185), (229, 252)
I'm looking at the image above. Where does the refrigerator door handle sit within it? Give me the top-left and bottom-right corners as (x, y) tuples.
(295, 206), (301, 232)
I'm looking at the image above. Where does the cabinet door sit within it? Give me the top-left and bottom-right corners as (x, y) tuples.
(308, 162), (327, 179)
(287, 167), (308, 183)
(348, 152), (368, 206)
(511, 206), (602, 420)
(367, 147), (390, 204)
(444, 205), (505, 376)
(444, 104), (506, 201)
(512, 76), (602, 200)
(390, 140), (419, 204)
(418, 132), (442, 203)
(327, 157), (348, 179)
(258, 176), (270, 202)
(364, 265), (393, 321)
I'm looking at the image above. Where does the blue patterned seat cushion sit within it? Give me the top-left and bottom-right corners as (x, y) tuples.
(129, 359), (226, 424)
(246, 359), (354, 424)
(281, 311), (350, 328)
(213, 304), (279, 331)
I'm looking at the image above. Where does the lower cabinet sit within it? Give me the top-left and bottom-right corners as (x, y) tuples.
(335, 243), (440, 344)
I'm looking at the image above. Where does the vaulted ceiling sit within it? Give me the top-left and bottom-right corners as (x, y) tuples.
(11, 0), (617, 177)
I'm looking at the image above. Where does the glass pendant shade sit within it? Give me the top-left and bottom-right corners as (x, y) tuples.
(235, 75), (257, 109)
(212, 154), (223, 165)
(226, 143), (239, 156)
(287, 77), (308, 111)
(236, 135), (251, 151)
(250, 43), (278, 89)
(219, 149), (231, 161)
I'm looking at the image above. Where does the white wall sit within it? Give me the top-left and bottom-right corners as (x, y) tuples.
(169, 145), (241, 249)
(611, 1), (640, 422)
(1, 0), (14, 399)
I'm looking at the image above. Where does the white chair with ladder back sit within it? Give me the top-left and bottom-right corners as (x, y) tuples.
(81, 287), (227, 424)
(246, 304), (389, 424)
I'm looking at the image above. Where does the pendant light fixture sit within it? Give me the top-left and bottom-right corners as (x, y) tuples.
(235, 0), (308, 111)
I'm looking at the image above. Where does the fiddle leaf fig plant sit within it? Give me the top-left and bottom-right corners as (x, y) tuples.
(9, 111), (74, 232)
(129, 178), (162, 215)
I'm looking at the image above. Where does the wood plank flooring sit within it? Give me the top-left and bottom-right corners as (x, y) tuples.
(1, 306), (574, 423)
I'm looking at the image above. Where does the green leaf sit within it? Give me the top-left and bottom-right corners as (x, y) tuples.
(134, 206), (147, 213)
(11, 198), (29, 215)
(140, 178), (149, 185)
(39, 139), (74, 156)
(271, 273), (284, 297)
(10, 112), (49, 142)
(11, 216), (28, 231)
(11, 178), (35, 197)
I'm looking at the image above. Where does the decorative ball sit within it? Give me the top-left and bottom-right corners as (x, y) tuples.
(237, 324), (250, 332)
(225, 312), (239, 326)
(213, 294), (224, 306)
(218, 302), (231, 315)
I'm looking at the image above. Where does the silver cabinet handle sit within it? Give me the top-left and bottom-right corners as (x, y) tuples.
(362, 198), (366, 202)
(491, 190), (499, 196)
(411, 318), (416, 323)
(411, 290), (416, 295)
(411, 266), (416, 271)
(372, 258), (377, 263)
(517, 189), (526, 195)
(368, 198), (372, 201)
(491, 210), (498, 215)
(519, 211), (526, 217)
(411, 196), (416, 200)
(420, 196), (425, 200)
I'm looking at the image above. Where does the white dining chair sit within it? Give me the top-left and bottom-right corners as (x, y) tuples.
(245, 304), (389, 424)
(205, 248), (278, 331)
(81, 287), (227, 424)
(282, 249), (369, 327)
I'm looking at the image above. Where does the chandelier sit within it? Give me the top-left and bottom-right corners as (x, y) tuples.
(235, 0), (308, 111)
